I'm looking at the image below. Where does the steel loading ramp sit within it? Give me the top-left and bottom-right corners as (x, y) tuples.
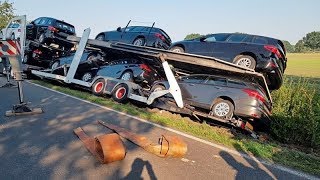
(67, 36), (272, 103)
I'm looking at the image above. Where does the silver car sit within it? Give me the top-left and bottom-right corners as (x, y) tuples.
(152, 74), (272, 130)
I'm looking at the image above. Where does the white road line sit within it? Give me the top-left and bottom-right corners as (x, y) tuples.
(28, 81), (318, 179)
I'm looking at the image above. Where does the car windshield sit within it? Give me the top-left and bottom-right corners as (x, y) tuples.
(56, 22), (75, 33)
(9, 23), (20, 28)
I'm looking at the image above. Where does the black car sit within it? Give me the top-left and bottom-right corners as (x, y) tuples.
(95, 26), (172, 49)
(52, 53), (159, 86)
(26, 17), (76, 50)
(170, 33), (286, 90)
(153, 74), (272, 130)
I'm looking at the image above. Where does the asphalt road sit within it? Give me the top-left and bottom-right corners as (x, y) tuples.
(0, 76), (316, 180)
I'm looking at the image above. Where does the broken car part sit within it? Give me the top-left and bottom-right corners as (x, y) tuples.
(98, 120), (187, 158)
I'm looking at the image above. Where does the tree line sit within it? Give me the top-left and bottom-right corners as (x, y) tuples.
(184, 32), (320, 53)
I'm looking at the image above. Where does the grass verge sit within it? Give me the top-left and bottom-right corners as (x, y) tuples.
(32, 79), (320, 176)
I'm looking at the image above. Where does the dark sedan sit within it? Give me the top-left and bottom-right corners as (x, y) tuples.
(170, 33), (286, 90)
(51, 53), (159, 86)
(95, 26), (172, 49)
(152, 74), (272, 130)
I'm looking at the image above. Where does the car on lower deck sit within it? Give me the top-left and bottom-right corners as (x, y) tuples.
(152, 74), (272, 131)
(170, 33), (286, 90)
(51, 52), (160, 87)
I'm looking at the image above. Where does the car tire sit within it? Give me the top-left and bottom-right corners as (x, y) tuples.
(92, 78), (105, 96)
(50, 60), (60, 70)
(133, 37), (145, 46)
(22, 54), (29, 64)
(233, 55), (256, 69)
(211, 98), (234, 120)
(38, 33), (47, 44)
(112, 83), (129, 103)
(120, 71), (133, 82)
(81, 72), (93, 82)
(170, 46), (184, 53)
(96, 34), (105, 41)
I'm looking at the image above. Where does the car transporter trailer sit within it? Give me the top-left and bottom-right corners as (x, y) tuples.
(30, 28), (273, 136)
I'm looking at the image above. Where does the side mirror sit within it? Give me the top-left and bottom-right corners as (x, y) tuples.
(30, 21), (35, 25)
(116, 27), (121, 32)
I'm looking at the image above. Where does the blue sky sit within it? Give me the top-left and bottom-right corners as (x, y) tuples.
(12, 0), (320, 44)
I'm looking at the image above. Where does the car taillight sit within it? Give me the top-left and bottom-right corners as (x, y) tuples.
(48, 26), (58, 32)
(264, 45), (283, 59)
(155, 33), (165, 41)
(140, 64), (152, 73)
(33, 49), (42, 54)
(243, 88), (266, 103)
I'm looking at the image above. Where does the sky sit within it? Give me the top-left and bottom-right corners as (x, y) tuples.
(12, 0), (320, 44)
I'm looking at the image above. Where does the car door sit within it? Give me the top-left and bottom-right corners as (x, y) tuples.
(215, 34), (248, 61)
(121, 27), (145, 44)
(178, 75), (208, 107)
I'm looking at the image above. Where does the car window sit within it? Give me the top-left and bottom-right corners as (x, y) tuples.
(205, 34), (229, 42)
(47, 18), (53, 25)
(180, 75), (207, 83)
(56, 21), (75, 33)
(227, 34), (247, 42)
(33, 18), (42, 25)
(253, 37), (268, 44)
(38, 18), (48, 25)
(206, 76), (227, 86)
(242, 35), (254, 43)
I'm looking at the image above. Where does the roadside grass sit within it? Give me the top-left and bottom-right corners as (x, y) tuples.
(285, 53), (320, 77)
(32, 79), (320, 176)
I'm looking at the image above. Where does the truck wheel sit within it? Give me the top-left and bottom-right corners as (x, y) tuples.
(92, 79), (105, 96)
(233, 55), (256, 69)
(112, 84), (129, 103)
(211, 98), (234, 120)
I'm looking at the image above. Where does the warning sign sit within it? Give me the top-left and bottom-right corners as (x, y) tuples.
(0, 40), (21, 57)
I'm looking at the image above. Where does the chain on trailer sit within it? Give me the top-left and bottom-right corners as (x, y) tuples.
(0, 15), (43, 116)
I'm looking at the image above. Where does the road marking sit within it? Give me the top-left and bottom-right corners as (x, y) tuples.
(28, 81), (318, 179)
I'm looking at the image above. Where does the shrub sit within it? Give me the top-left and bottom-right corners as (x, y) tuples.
(271, 77), (320, 148)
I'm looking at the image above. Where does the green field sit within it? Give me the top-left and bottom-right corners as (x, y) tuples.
(285, 53), (320, 77)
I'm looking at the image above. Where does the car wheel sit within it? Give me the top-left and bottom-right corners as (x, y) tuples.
(92, 78), (105, 96)
(211, 98), (234, 120)
(151, 84), (165, 92)
(170, 46), (184, 53)
(233, 55), (256, 69)
(81, 72), (93, 82)
(22, 54), (29, 64)
(96, 34), (105, 41)
(120, 71), (133, 82)
(112, 84), (129, 103)
(50, 61), (60, 70)
(133, 38), (145, 46)
(38, 33), (46, 44)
